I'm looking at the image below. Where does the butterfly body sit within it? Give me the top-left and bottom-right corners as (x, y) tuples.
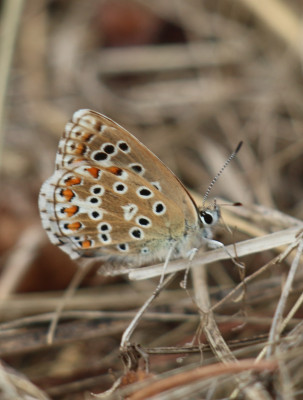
(39, 110), (219, 273)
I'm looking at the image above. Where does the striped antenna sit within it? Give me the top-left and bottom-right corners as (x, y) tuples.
(202, 141), (243, 209)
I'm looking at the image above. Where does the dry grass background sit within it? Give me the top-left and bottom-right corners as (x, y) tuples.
(0, 0), (303, 399)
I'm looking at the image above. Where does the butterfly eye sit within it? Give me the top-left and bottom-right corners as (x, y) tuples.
(199, 210), (219, 226)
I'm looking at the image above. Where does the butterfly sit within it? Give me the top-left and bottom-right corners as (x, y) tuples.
(39, 109), (224, 275)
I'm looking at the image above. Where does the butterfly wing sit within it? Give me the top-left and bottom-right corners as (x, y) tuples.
(39, 109), (200, 267)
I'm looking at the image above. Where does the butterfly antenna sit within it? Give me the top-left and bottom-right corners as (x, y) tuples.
(202, 141), (243, 209)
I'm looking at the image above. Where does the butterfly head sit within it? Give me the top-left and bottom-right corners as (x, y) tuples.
(198, 205), (220, 228)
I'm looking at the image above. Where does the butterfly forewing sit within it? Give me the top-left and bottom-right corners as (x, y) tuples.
(39, 110), (200, 266)
(58, 110), (196, 207)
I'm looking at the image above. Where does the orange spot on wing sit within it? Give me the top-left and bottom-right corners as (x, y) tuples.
(82, 132), (93, 141)
(75, 143), (86, 155)
(65, 176), (81, 186)
(66, 222), (82, 231)
(61, 189), (74, 201)
(64, 205), (79, 217)
(86, 167), (100, 178)
(81, 240), (91, 248)
(107, 166), (122, 175)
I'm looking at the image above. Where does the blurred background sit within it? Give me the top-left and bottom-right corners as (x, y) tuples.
(0, 0), (303, 398)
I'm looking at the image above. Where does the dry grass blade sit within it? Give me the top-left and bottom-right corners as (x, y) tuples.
(192, 259), (270, 399)
(128, 225), (302, 280)
(0, 225), (42, 301)
(0, 0), (25, 168)
(125, 359), (277, 400)
(0, 360), (50, 400)
(266, 237), (303, 358)
(240, 0), (302, 53)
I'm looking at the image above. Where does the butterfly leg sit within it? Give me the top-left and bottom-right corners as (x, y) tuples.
(120, 243), (176, 369)
(158, 241), (177, 286)
(204, 235), (244, 269)
(120, 273), (176, 369)
(205, 238), (224, 249)
(180, 248), (198, 290)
